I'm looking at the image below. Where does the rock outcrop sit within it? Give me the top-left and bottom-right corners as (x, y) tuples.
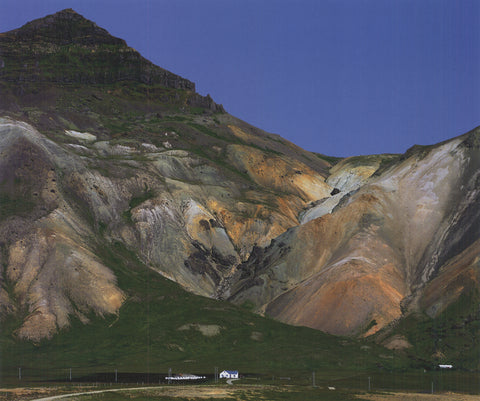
(0, 120), (125, 341)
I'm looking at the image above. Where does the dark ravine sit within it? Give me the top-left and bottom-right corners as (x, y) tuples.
(0, 9), (478, 371)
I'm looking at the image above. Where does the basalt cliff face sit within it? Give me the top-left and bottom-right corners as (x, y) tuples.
(0, 8), (193, 89)
(0, 9), (478, 354)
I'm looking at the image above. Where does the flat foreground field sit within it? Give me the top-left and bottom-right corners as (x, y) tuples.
(1, 386), (479, 401)
(360, 392), (480, 401)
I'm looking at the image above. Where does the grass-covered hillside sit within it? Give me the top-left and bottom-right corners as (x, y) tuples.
(0, 238), (408, 384)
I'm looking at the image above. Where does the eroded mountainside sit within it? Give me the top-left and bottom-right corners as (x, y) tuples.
(0, 109), (335, 341)
(0, 9), (478, 366)
(0, 10), (334, 341)
(227, 132), (480, 338)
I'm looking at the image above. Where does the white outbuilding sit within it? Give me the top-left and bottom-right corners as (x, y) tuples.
(219, 370), (239, 379)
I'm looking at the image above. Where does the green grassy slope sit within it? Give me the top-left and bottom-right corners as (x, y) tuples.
(392, 290), (480, 371)
(0, 239), (408, 384)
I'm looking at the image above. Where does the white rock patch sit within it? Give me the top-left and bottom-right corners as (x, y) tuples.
(300, 193), (344, 224)
(141, 143), (161, 152)
(65, 130), (97, 142)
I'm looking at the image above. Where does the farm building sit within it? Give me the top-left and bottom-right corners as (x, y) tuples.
(219, 370), (239, 379)
(164, 373), (206, 380)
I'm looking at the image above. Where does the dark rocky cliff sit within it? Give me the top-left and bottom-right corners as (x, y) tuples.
(0, 9), (195, 89)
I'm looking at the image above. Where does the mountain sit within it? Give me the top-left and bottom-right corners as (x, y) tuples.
(227, 133), (480, 338)
(0, 9), (333, 342)
(0, 9), (478, 372)
(0, 8), (194, 89)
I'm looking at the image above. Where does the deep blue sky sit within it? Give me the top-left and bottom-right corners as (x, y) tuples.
(1, 0), (479, 156)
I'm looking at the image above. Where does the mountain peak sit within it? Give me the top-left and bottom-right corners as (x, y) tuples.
(0, 9), (196, 90)
(7, 8), (125, 47)
(54, 8), (78, 14)
(45, 8), (80, 16)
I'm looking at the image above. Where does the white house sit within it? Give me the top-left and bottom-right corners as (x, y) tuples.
(219, 370), (239, 379)
(439, 364), (453, 369)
